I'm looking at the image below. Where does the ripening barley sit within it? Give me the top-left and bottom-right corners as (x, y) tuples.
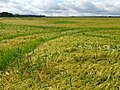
(0, 17), (120, 90)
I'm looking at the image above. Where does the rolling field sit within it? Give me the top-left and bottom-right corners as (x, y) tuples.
(0, 17), (120, 90)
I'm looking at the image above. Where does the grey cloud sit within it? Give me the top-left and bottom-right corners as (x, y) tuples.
(0, 0), (10, 2)
(62, 0), (108, 16)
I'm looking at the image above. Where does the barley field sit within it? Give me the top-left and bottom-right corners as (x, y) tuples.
(0, 17), (120, 90)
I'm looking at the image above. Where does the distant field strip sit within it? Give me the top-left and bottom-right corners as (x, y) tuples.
(1, 22), (120, 42)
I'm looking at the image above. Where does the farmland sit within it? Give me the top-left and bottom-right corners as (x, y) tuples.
(0, 17), (120, 90)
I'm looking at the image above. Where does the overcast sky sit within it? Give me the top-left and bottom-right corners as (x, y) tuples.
(0, 0), (120, 16)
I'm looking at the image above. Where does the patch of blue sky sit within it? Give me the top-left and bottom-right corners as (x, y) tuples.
(55, 0), (63, 3)
(27, 0), (32, 4)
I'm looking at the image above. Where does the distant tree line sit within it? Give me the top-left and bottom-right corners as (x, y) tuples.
(0, 12), (46, 17)
(0, 12), (120, 18)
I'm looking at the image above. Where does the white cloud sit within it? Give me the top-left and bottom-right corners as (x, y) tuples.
(0, 0), (120, 16)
